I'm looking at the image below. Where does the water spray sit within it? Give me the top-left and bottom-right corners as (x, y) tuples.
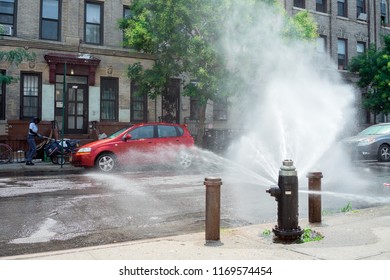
(266, 160), (303, 241)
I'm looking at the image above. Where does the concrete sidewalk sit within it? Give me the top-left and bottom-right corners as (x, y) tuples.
(2, 205), (390, 260)
(0, 160), (85, 176)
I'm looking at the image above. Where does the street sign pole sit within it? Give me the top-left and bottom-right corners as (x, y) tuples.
(61, 63), (66, 168)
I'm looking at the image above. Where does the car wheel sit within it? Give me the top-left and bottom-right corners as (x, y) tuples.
(378, 144), (390, 162)
(96, 153), (116, 172)
(177, 150), (193, 169)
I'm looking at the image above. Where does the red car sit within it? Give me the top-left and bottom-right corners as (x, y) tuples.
(72, 122), (195, 172)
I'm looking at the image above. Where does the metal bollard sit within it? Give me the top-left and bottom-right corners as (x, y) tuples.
(204, 177), (223, 246)
(307, 172), (323, 223)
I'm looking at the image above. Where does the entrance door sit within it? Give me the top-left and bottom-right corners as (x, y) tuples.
(161, 78), (180, 123)
(66, 84), (88, 134)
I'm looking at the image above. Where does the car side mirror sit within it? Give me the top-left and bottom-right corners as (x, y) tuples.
(123, 134), (132, 141)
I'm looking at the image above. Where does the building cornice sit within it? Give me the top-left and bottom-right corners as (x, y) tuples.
(0, 37), (155, 61)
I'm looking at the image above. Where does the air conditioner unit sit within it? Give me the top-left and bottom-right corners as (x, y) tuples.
(0, 25), (13, 36)
(358, 13), (367, 21)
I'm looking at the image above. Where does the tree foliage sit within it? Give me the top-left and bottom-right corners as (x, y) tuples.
(119, 0), (233, 105)
(0, 48), (36, 85)
(285, 10), (318, 41)
(119, 0), (317, 144)
(349, 35), (390, 115)
(120, 0), (317, 99)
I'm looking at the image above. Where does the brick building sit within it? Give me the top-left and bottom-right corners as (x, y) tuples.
(0, 0), (199, 152)
(1, 0), (390, 154)
(282, 0), (390, 124)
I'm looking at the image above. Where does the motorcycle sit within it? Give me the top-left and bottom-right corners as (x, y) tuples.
(43, 137), (80, 165)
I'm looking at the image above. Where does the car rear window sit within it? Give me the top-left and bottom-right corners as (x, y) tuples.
(177, 127), (184, 136)
(158, 125), (177, 137)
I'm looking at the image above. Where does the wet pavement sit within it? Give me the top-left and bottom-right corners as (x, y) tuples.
(0, 160), (390, 261)
(2, 204), (390, 260)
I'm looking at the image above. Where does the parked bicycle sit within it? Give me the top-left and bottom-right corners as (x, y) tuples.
(43, 137), (80, 165)
(0, 143), (12, 164)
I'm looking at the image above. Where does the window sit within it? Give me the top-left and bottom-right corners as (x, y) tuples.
(123, 6), (131, 45)
(40, 0), (61, 40)
(357, 0), (366, 18)
(128, 125), (154, 140)
(316, 36), (326, 53)
(293, 0), (305, 8)
(130, 82), (147, 122)
(100, 77), (118, 121)
(316, 0), (327, 13)
(85, 1), (103, 45)
(21, 73), (41, 120)
(213, 98), (228, 121)
(190, 96), (200, 120)
(337, 0), (347, 17)
(158, 125), (177, 138)
(0, 0), (16, 36)
(382, 0), (388, 25)
(337, 39), (347, 70)
(123, 6), (131, 19)
(357, 41), (366, 55)
(0, 70), (5, 120)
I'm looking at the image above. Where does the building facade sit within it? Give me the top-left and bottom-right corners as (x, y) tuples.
(283, 0), (390, 124)
(1, 0), (205, 150)
(1, 0), (390, 152)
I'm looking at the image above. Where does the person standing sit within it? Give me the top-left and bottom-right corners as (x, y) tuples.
(26, 117), (42, 165)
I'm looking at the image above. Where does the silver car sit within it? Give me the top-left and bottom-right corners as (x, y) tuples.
(341, 123), (390, 162)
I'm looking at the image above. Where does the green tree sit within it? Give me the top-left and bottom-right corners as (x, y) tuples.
(119, 0), (317, 145)
(0, 48), (36, 85)
(349, 35), (390, 118)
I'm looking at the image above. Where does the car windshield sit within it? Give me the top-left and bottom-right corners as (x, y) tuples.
(107, 126), (132, 139)
(359, 124), (390, 136)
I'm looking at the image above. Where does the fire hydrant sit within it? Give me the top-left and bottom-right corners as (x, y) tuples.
(266, 160), (303, 241)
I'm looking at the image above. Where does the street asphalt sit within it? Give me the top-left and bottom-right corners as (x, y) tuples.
(0, 161), (390, 260)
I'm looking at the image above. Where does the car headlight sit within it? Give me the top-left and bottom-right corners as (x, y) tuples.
(358, 138), (376, 145)
(77, 147), (92, 153)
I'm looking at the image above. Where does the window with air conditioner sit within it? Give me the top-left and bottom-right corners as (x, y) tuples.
(0, 0), (16, 36)
(357, 0), (367, 21)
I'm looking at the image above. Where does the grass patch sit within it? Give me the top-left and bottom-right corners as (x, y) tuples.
(322, 202), (359, 216)
(262, 229), (272, 236)
(300, 228), (324, 243)
(340, 202), (353, 213)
